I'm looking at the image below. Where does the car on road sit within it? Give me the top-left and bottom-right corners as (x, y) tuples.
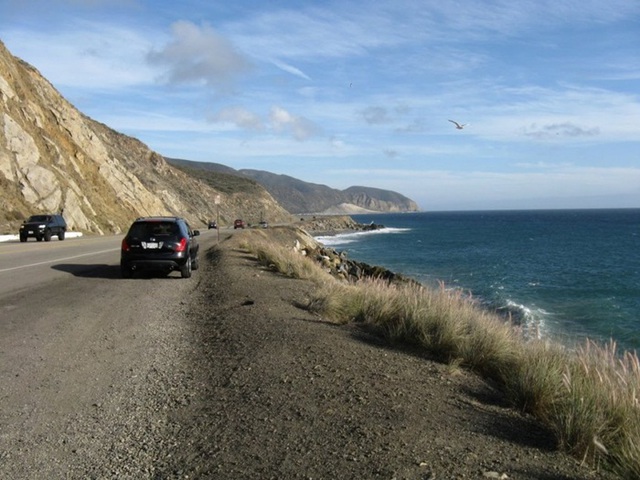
(120, 216), (200, 278)
(233, 219), (245, 229)
(19, 214), (67, 242)
(259, 221), (268, 228)
(208, 220), (217, 229)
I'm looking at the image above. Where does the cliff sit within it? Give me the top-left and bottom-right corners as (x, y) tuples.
(0, 40), (291, 234)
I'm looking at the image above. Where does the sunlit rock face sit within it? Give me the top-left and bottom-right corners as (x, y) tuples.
(0, 40), (291, 234)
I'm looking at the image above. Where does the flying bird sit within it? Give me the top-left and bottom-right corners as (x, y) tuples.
(448, 119), (468, 129)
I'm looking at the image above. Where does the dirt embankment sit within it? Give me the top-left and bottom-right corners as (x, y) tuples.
(166, 229), (608, 479)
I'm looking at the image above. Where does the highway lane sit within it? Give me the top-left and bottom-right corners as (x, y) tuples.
(0, 227), (221, 478)
(0, 234), (124, 298)
(0, 229), (219, 299)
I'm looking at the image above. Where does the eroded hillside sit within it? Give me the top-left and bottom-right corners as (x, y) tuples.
(0, 40), (292, 234)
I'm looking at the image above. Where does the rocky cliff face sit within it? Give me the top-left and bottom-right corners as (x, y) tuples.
(342, 186), (418, 213)
(0, 40), (291, 235)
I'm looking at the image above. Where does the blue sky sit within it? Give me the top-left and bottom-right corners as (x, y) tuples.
(1, 0), (639, 211)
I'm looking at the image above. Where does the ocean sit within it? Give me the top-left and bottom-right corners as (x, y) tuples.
(314, 209), (640, 353)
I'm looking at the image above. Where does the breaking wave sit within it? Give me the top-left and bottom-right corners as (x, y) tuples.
(315, 227), (410, 246)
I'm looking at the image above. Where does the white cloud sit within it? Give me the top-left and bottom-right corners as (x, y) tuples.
(227, 7), (401, 60)
(147, 21), (251, 90)
(268, 106), (319, 141)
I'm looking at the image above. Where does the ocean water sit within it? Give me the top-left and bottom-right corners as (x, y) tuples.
(315, 209), (640, 353)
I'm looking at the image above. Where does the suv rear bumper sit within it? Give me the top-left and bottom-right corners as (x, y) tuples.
(121, 257), (187, 272)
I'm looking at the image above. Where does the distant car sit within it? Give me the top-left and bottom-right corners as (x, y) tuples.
(259, 221), (268, 228)
(120, 216), (200, 278)
(208, 220), (217, 229)
(19, 214), (67, 242)
(233, 219), (245, 229)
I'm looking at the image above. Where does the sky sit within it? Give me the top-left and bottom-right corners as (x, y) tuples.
(1, 0), (639, 211)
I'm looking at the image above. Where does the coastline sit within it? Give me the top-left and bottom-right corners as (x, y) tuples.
(237, 221), (639, 477)
(305, 210), (640, 354)
(207, 227), (613, 479)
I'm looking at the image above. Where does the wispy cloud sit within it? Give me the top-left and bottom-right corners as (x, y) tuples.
(523, 122), (600, 139)
(269, 59), (311, 80)
(227, 7), (401, 60)
(1, 22), (155, 90)
(360, 106), (392, 125)
(209, 106), (264, 131)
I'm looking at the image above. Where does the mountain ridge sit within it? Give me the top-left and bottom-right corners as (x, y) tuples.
(1, 39), (417, 235)
(166, 158), (419, 215)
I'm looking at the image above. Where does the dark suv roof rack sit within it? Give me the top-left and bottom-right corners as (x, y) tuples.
(134, 216), (181, 221)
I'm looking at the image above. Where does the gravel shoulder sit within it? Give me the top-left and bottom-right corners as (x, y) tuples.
(0, 230), (613, 479)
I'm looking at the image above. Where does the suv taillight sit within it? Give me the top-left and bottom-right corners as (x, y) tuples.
(175, 237), (188, 252)
(121, 238), (130, 252)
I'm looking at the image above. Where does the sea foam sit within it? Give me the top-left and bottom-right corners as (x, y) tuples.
(315, 227), (409, 246)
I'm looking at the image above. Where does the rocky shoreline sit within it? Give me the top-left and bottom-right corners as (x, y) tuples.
(290, 215), (414, 285)
(294, 214), (384, 234)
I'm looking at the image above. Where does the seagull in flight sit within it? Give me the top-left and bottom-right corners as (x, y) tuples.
(448, 119), (468, 129)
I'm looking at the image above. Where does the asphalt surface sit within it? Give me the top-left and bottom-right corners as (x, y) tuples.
(0, 229), (219, 478)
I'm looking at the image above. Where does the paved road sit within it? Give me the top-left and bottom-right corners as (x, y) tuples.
(0, 229), (220, 478)
(0, 234), (124, 298)
(0, 230), (221, 298)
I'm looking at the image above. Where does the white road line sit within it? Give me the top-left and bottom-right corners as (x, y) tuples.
(0, 248), (120, 273)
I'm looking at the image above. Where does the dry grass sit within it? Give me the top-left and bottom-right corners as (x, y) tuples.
(238, 232), (332, 282)
(243, 232), (640, 478)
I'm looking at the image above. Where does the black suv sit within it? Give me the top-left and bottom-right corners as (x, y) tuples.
(120, 217), (200, 278)
(19, 214), (67, 242)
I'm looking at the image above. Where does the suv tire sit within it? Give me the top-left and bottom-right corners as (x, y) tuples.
(180, 257), (192, 278)
(58, 231), (65, 241)
(44, 229), (52, 242)
(20, 235), (27, 243)
(121, 264), (133, 279)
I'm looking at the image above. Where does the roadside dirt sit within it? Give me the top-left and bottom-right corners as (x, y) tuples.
(166, 232), (610, 479)
(0, 230), (614, 479)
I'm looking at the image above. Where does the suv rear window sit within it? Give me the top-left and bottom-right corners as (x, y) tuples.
(128, 221), (180, 238)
